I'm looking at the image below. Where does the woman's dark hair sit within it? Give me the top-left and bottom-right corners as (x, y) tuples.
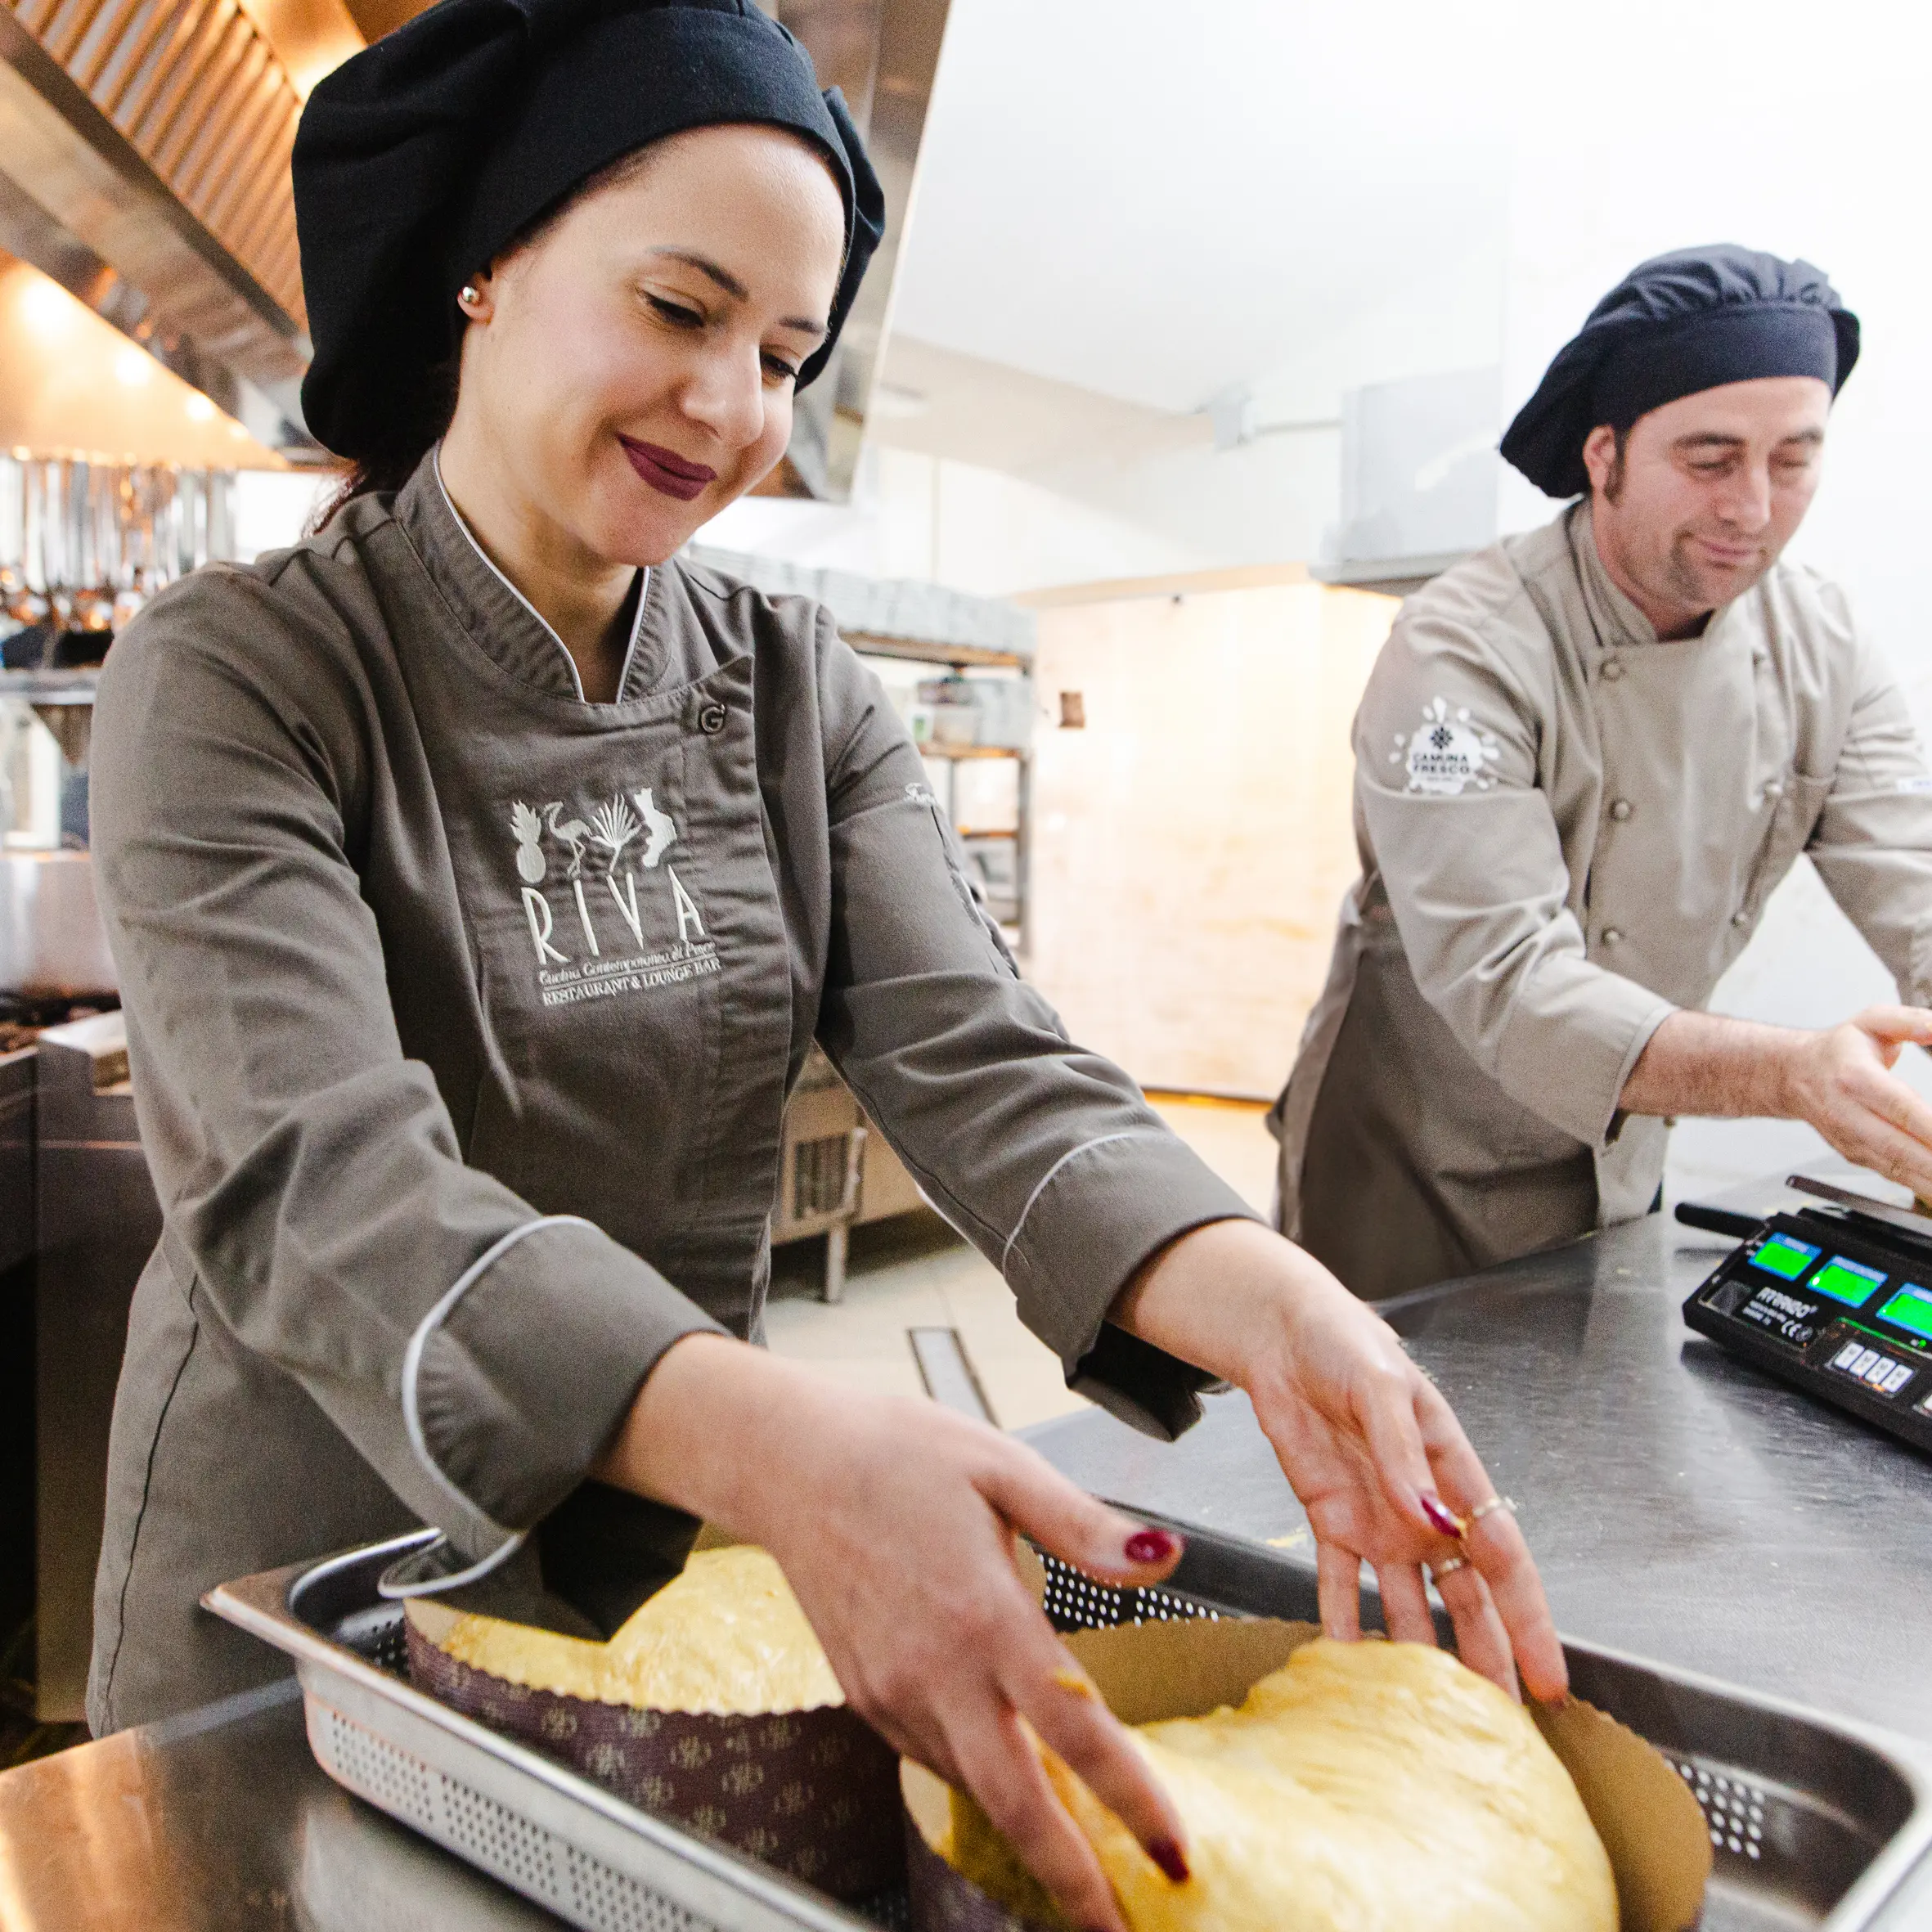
(309, 348), (461, 530)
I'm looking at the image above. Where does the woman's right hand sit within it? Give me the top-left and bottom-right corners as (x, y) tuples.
(595, 1333), (1192, 1932)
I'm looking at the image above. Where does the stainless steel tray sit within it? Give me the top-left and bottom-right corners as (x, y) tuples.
(208, 1512), (1932, 1932)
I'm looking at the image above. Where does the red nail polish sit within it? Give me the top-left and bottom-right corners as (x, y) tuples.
(1420, 1494), (1465, 1538)
(1148, 1837), (1190, 1884)
(1124, 1527), (1178, 1565)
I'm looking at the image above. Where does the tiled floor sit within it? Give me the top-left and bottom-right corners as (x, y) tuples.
(764, 1099), (1276, 1430)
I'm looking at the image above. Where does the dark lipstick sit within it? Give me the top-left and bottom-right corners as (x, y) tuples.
(618, 434), (717, 502)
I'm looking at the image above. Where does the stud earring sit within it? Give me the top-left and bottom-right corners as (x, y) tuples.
(459, 284), (481, 308)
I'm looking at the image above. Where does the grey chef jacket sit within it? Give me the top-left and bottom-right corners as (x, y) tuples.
(1271, 502), (1932, 1301)
(86, 451), (1253, 1732)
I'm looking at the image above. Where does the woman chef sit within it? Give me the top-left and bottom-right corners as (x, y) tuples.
(87, 2), (1562, 1923)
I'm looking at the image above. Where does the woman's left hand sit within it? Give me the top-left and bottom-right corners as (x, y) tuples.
(1112, 1218), (1568, 1704)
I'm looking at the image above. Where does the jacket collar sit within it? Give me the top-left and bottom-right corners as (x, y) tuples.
(392, 446), (657, 703)
(1569, 502), (1662, 650)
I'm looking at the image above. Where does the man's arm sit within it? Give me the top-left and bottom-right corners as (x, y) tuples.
(1350, 585), (1675, 1151)
(1799, 610), (1932, 1010)
(1622, 1006), (1932, 1197)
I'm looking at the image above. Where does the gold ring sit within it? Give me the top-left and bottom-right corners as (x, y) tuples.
(1429, 1555), (1470, 1581)
(1467, 1495), (1516, 1527)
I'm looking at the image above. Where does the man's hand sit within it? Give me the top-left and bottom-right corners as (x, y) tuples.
(1622, 1005), (1932, 1198)
(1780, 1009), (1932, 1199)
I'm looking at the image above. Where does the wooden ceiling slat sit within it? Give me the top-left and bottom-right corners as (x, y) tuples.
(110, 0), (205, 134)
(93, 0), (177, 117)
(7, 0), (320, 346)
(202, 78), (291, 236)
(41, 0), (111, 66)
(173, 34), (269, 205)
(151, 8), (250, 177)
(67, 0), (133, 85)
(127, 2), (231, 154)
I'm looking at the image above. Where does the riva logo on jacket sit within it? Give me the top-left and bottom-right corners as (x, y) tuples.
(506, 789), (717, 1008)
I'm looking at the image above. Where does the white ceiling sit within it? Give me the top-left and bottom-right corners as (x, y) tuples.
(887, 0), (1512, 415)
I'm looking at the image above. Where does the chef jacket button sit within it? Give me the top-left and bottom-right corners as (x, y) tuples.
(1601, 658), (1625, 682)
(698, 702), (728, 735)
(1602, 928), (1624, 946)
(1609, 798), (1633, 821)
(1732, 910), (1750, 928)
(1763, 780), (1786, 801)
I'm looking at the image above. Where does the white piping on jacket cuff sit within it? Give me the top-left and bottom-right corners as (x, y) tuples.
(377, 1528), (528, 1599)
(1000, 1132), (1141, 1275)
(401, 1214), (599, 1535)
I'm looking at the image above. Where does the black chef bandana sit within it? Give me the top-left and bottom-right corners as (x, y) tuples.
(293, 0), (884, 461)
(1500, 245), (1860, 500)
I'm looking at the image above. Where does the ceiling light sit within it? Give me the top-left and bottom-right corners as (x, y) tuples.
(185, 393), (216, 421)
(115, 346), (153, 387)
(18, 276), (74, 339)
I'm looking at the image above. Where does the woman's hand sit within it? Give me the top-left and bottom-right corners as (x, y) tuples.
(596, 1335), (1192, 1932)
(1113, 1219), (1568, 1705)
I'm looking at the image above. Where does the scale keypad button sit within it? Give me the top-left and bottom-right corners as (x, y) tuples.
(1833, 1341), (1865, 1370)
(1849, 1347), (1880, 1379)
(1862, 1355), (1898, 1388)
(1882, 1362), (1915, 1395)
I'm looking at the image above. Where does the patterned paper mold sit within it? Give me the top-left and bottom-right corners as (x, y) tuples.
(406, 1618), (902, 1896)
(905, 1803), (1043, 1932)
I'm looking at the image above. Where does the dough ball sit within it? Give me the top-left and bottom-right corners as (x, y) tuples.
(438, 1544), (843, 1714)
(947, 1638), (1615, 1932)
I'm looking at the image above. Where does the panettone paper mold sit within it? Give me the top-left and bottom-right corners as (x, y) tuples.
(403, 1576), (901, 1898)
(901, 1615), (1712, 1932)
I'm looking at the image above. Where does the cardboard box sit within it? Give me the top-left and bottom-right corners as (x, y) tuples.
(903, 1615), (1710, 1932)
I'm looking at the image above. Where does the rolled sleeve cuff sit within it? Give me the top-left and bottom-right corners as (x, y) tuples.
(1002, 1132), (1258, 1442)
(407, 1215), (726, 1557)
(1496, 978), (1678, 1148)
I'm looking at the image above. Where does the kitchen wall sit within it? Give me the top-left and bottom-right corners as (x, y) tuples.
(1023, 573), (1397, 1098)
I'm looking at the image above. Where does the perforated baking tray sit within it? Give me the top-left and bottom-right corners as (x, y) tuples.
(207, 1511), (1932, 1932)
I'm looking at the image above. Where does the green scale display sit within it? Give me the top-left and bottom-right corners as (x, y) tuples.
(1682, 1176), (1932, 1456)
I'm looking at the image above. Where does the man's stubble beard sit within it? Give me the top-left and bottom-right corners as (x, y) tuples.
(1668, 526), (1775, 614)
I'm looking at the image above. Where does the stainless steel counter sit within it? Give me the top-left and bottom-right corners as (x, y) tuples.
(1, 1182), (1929, 1927)
(1031, 1187), (1932, 1746)
(0, 1680), (568, 1930)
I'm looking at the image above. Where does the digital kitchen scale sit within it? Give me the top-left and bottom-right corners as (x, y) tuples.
(1681, 1175), (1932, 1455)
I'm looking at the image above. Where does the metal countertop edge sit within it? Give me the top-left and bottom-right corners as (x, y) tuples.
(203, 1552), (872, 1932)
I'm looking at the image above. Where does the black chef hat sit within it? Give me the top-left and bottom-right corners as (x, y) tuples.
(293, 0), (884, 462)
(1500, 245), (1860, 500)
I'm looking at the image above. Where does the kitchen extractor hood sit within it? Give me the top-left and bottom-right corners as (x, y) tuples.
(757, 0), (949, 504)
(0, 0), (326, 458)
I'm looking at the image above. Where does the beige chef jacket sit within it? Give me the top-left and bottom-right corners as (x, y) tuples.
(1270, 502), (1932, 1301)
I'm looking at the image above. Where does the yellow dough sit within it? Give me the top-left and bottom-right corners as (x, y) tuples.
(946, 1638), (1616, 1932)
(437, 1545), (844, 1715)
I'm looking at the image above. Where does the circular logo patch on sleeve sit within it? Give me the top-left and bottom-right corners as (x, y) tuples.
(1388, 696), (1503, 795)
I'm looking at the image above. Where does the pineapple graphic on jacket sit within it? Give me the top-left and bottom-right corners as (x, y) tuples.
(510, 802), (546, 884)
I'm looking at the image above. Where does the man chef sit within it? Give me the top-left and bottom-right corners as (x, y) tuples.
(1271, 245), (1932, 1300)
